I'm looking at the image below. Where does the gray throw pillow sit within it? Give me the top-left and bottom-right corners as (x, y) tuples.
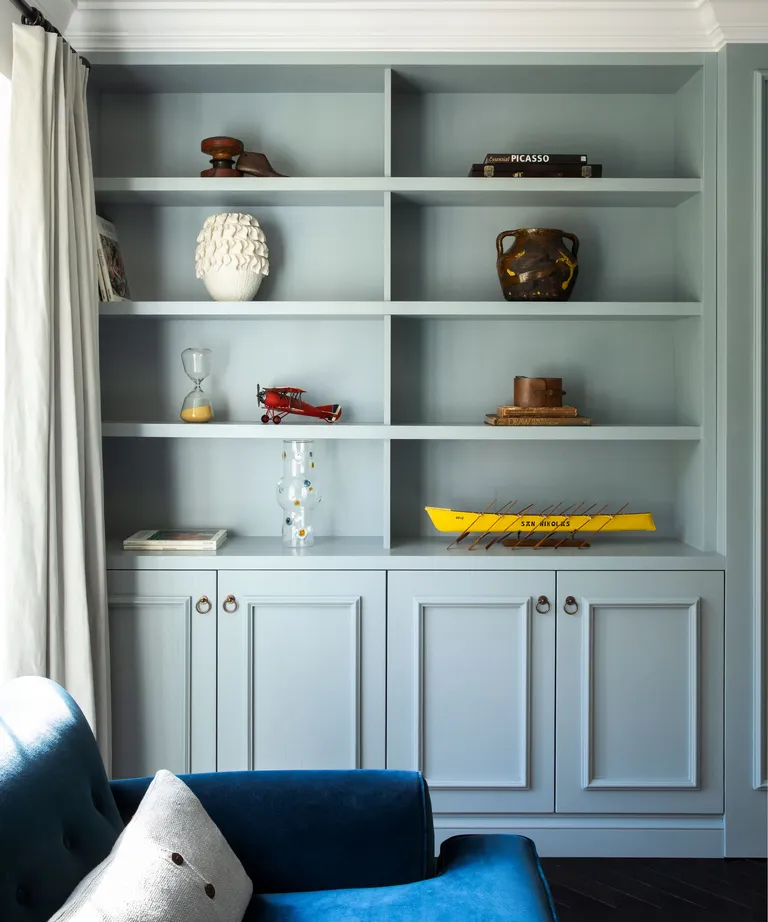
(49, 770), (253, 921)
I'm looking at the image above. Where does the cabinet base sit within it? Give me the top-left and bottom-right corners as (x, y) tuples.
(433, 815), (725, 858)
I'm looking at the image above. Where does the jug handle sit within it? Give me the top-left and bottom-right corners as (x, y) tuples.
(496, 229), (521, 260)
(561, 231), (580, 256)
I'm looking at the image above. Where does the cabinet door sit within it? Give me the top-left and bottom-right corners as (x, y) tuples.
(387, 570), (556, 814)
(556, 571), (724, 814)
(108, 570), (217, 780)
(217, 570), (385, 771)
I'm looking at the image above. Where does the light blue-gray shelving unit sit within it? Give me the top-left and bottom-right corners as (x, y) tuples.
(91, 51), (718, 563)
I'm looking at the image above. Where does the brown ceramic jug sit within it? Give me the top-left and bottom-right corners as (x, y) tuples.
(496, 228), (579, 302)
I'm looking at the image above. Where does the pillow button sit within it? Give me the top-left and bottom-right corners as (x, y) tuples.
(16, 887), (27, 906)
(63, 834), (72, 850)
(171, 853), (184, 866)
(205, 883), (215, 899)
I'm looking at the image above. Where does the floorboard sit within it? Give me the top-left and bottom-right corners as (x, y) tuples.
(539, 858), (766, 922)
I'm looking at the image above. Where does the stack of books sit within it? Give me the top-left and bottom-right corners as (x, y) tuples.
(97, 216), (131, 301)
(484, 405), (592, 427)
(469, 153), (602, 179)
(123, 529), (228, 551)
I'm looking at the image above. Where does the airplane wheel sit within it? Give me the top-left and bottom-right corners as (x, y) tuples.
(274, 416), (282, 424)
(261, 414), (270, 424)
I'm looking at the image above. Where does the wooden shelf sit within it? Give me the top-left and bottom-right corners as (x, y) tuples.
(389, 302), (703, 320)
(105, 536), (724, 572)
(391, 425), (702, 441)
(102, 422), (702, 441)
(94, 177), (701, 207)
(99, 301), (388, 319)
(99, 301), (703, 320)
(94, 177), (385, 206)
(391, 178), (701, 207)
(101, 422), (386, 439)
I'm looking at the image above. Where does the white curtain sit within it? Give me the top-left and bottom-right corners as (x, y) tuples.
(0, 25), (110, 763)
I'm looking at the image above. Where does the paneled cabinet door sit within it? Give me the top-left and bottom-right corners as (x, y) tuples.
(107, 570), (217, 780)
(556, 571), (724, 814)
(217, 570), (386, 771)
(387, 571), (556, 814)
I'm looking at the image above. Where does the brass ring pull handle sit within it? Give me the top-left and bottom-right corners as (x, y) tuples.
(535, 595), (551, 614)
(564, 596), (579, 615)
(222, 594), (239, 613)
(195, 595), (212, 614)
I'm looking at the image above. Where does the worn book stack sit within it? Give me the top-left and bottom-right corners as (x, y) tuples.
(96, 216), (131, 301)
(469, 152), (602, 178)
(484, 405), (592, 426)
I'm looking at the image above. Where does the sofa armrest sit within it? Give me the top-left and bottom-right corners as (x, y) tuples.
(252, 834), (558, 921)
(434, 835), (559, 920)
(110, 770), (434, 894)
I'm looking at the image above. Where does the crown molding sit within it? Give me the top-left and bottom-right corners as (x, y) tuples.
(65, 0), (768, 53)
(708, 0), (768, 44)
(38, 0), (77, 31)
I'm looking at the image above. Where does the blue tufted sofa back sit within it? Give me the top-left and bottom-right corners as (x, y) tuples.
(0, 677), (123, 922)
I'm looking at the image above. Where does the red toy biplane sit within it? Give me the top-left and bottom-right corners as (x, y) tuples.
(257, 385), (342, 424)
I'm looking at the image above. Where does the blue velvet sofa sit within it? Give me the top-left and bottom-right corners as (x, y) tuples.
(0, 676), (558, 921)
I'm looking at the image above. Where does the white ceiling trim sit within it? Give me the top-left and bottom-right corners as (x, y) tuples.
(65, 0), (768, 53)
(37, 0), (77, 30)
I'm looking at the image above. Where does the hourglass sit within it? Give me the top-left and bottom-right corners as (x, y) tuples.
(180, 348), (214, 423)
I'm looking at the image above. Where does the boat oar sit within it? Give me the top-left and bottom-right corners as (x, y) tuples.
(485, 503), (535, 550)
(534, 501), (582, 549)
(578, 502), (629, 549)
(508, 502), (562, 548)
(554, 502), (602, 548)
(448, 498), (497, 549)
(467, 500), (515, 550)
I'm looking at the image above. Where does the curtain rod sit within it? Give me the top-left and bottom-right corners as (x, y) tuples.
(7, 0), (90, 69)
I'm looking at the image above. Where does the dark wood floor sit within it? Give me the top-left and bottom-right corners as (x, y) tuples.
(539, 858), (767, 921)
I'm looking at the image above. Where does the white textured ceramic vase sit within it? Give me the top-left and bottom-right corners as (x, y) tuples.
(200, 265), (263, 301)
(195, 212), (269, 302)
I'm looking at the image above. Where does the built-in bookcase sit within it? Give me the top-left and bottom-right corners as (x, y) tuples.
(91, 53), (716, 558)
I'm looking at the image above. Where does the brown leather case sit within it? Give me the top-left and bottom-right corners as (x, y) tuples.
(513, 376), (566, 408)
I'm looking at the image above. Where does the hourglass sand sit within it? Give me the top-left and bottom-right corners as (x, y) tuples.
(180, 348), (214, 423)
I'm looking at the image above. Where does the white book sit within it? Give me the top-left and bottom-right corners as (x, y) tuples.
(123, 529), (228, 551)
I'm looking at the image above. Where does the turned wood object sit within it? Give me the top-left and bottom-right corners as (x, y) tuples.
(201, 136), (244, 177)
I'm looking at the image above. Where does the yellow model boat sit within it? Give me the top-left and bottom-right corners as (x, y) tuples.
(425, 506), (656, 534)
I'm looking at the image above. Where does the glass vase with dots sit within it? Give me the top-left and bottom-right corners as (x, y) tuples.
(277, 440), (321, 547)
